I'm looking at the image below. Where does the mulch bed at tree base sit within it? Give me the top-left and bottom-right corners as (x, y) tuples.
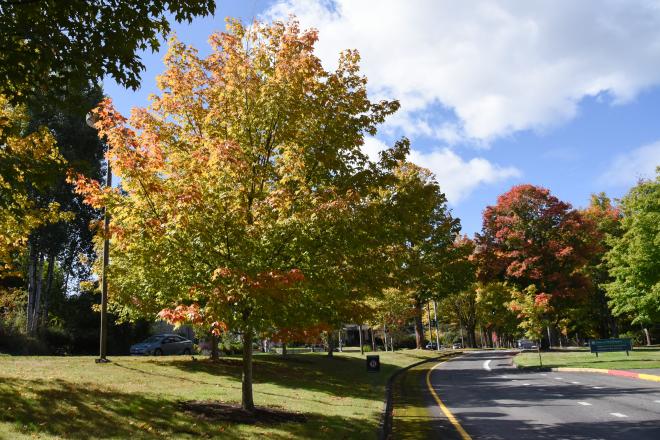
(177, 400), (307, 425)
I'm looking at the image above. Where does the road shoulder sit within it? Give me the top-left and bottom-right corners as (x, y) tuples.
(389, 354), (461, 440)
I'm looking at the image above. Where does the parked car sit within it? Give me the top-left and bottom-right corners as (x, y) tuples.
(425, 342), (438, 350)
(517, 339), (536, 350)
(130, 334), (193, 356)
(452, 342), (462, 349)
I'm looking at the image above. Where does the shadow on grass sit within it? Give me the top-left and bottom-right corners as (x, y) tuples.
(0, 378), (372, 440)
(135, 352), (415, 402)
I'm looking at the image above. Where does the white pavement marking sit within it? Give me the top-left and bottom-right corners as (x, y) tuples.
(484, 360), (492, 371)
(554, 377), (563, 380)
(523, 383), (531, 386)
(540, 373), (547, 376)
(593, 386), (604, 389)
(571, 381), (580, 384)
(610, 413), (628, 418)
(654, 400), (660, 403)
(577, 402), (592, 406)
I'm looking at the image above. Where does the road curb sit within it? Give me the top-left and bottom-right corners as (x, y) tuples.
(378, 351), (456, 440)
(552, 367), (660, 383)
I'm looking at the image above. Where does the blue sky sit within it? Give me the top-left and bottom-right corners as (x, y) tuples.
(104, 0), (660, 236)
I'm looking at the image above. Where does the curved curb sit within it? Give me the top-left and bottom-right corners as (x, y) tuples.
(378, 352), (456, 440)
(552, 367), (660, 383)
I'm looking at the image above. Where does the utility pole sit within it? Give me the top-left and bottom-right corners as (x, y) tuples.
(432, 300), (441, 351)
(426, 302), (434, 348)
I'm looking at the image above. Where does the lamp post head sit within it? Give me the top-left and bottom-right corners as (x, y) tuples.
(85, 111), (98, 129)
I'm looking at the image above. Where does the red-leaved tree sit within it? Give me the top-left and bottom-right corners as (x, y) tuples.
(476, 185), (597, 340)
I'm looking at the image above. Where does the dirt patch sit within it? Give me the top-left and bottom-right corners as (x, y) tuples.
(177, 400), (307, 425)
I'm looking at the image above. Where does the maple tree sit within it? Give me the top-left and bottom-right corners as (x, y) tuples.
(476, 184), (597, 341)
(71, 19), (401, 410)
(605, 169), (660, 344)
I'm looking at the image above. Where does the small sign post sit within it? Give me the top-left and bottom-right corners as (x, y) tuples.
(366, 355), (380, 372)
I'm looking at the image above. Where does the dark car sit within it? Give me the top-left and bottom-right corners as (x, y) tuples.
(130, 333), (193, 356)
(517, 339), (536, 350)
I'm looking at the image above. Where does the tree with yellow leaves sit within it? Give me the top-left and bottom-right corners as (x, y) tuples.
(72, 18), (402, 410)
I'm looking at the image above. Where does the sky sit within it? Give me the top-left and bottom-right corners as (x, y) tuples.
(104, 0), (660, 236)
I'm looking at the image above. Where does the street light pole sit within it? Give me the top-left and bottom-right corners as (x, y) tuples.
(87, 112), (110, 363)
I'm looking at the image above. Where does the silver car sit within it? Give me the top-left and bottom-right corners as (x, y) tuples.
(130, 334), (193, 356)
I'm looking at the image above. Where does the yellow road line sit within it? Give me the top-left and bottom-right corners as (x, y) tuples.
(638, 373), (660, 382)
(426, 359), (472, 440)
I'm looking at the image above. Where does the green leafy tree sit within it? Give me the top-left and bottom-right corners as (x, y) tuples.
(0, 95), (69, 281)
(435, 237), (477, 346)
(0, 0), (215, 102)
(510, 285), (550, 365)
(475, 282), (519, 347)
(605, 170), (660, 344)
(580, 193), (622, 339)
(384, 163), (461, 348)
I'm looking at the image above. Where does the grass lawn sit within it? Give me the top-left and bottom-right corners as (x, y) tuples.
(514, 347), (660, 370)
(389, 353), (454, 440)
(0, 348), (442, 439)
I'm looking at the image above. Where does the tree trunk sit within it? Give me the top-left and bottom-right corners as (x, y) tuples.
(241, 327), (255, 411)
(31, 252), (45, 334)
(26, 241), (36, 334)
(466, 323), (476, 348)
(383, 322), (388, 352)
(282, 342), (287, 357)
(458, 318), (465, 347)
(42, 252), (55, 328)
(370, 327), (376, 351)
(413, 297), (424, 349)
(327, 331), (335, 357)
(358, 325), (363, 355)
(210, 333), (219, 361)
(643, 327), (652, 346)
(546, 326), (553, 349)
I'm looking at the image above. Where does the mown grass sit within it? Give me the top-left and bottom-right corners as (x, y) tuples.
(0, 348), (441, 439)
(389, 353), (454, 440)
(514, 347), (660, 370)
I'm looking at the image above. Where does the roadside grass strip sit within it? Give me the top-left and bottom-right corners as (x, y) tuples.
(425, 360), (472, 440)
(389, 352), (455, 440)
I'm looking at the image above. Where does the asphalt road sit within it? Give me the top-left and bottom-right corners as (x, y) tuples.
(426, 351), (660, 439)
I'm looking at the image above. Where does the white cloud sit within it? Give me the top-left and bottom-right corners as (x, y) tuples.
(265, 0), (660, 142)
(600, 141), (660, 187)
(409, 148), (521, 203)
(362, 138), (520, 203)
